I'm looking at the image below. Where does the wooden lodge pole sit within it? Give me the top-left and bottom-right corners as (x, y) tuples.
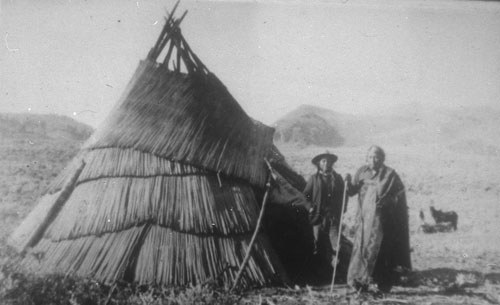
(230, 160), (274, 292)
(330, 178), (348, 293)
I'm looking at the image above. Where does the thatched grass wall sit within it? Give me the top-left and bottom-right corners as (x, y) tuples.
(44, 175), (259, 239)
(9, 13), (313, 288)
(132, 226), (280, 286)
(84, 60), (274, 187)
(23, 224), (282, 287)
(23, 225), (146, 284)
(15, 146), (287, 287)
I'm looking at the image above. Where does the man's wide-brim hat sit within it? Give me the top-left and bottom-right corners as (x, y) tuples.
(312, 152), (338, 165)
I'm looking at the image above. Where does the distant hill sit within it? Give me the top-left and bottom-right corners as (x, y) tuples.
(0, 113), (93, 240)
(425, 106), (500, 156)
(273, 108), (344, 146)
(273, 104), (500, 156)
(0, 113), (93, 143)
(273, 105), (410, 147)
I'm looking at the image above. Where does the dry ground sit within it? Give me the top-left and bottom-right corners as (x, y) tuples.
(1, 142), (499, 304)
(262, 143), (500, 304)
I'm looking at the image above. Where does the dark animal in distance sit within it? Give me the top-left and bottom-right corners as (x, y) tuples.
(430, 206), (458, 230)
(418, 209), (437, 233)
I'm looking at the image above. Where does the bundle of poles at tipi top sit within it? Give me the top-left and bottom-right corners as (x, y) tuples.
(148, 1), (208, 75)
(9, 1), (300, 289)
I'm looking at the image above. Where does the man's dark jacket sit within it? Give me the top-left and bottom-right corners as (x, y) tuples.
(303, 171), (345, 225)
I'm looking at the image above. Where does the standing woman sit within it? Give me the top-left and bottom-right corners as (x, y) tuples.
(345, 146), (411, 293)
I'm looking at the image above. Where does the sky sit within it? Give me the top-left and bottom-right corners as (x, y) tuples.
(1, 0), (500, 128)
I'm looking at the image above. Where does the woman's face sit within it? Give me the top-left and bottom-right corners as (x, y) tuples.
(367, 149), (383, 170)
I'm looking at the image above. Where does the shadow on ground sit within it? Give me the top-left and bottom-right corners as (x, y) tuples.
(401, 268), (500, 288)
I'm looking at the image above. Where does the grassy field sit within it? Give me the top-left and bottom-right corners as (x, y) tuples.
(271, 143), (500, 304)
(279, 144), (500, 271)
(1, 137), (500, 304)
(0, 139), (81, 255)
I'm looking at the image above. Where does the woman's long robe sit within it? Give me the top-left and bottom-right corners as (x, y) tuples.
(347, 165), (411, 288)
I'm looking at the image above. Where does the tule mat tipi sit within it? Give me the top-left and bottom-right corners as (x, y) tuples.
(9, 2), (316, 288)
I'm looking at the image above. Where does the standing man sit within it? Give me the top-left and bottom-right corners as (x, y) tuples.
(345, 146), (411, 293)
(303, 152), (347, 265)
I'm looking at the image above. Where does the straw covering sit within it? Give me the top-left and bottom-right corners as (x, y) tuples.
(23, 224), (281, 286)
(10, 5), (296, 287)
(85, 61), (274, 187)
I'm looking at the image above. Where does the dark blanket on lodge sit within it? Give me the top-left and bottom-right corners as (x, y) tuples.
(261, 170), (353, 285)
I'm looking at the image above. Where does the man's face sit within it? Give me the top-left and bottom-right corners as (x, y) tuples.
(319, 158), (333, 172)
(367, 149), (383, 171)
